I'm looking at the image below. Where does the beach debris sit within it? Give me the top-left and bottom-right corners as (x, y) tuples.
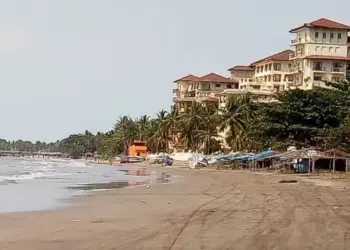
(212, 208), (217, 212)
(140, 200), (146, 203)
(145, 185), (150, 189)
(91, 219), (105, 224)
(279, 180), (298, 183)
(72, 219), (80, 222)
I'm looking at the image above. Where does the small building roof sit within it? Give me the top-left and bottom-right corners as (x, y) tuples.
(197, 73), (235, 83)
(250, 50), (294, 66)
(202, 97), (219, 103)
(290, 18), (350, 33)
(227, 65), (254, 72)
(174, 74), (199, 83)
(305, 55), (350, 61)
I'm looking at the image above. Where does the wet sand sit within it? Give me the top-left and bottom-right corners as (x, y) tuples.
(1, 167), (350, 249)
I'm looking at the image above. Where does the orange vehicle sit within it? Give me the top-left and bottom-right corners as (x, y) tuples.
(128, 141), (147, 157)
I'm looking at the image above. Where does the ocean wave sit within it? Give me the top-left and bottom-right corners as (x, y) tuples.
(67, 161), (88, 167)
(0, 179), (17, 186)
(0, 172), (46, 181)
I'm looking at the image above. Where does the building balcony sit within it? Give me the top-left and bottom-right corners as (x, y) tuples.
(288, 67), (302, 74)
(313, 67), (326, 72)
(291, 39), (300, 45)
(289, 53), (302, 60)
(331, 67), (345, 74)
(313, 81), (327, 88)
(176, 97), (196, 102)
(184, 92), (195, 98)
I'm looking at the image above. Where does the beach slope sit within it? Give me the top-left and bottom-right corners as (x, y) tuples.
(1, 168), (350, 250)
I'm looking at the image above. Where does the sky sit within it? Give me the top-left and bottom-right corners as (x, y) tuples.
(0, 0), (349, 142)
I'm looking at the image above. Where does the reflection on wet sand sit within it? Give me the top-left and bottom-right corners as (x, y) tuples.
(67, 181), (147, 190)
(118, 168), (149, 177)
(69, 170), (173, 191)
(156, 172), (171, 184)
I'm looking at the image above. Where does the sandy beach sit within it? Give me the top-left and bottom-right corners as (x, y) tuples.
(1, 166), (350, 250)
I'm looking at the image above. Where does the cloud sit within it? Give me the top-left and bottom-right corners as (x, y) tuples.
(0, 22), (36, 54)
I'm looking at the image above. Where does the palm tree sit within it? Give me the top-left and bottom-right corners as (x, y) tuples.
(193, 105), (221, 154)
(177, 102), (205, 150)
(113, 116), (138, 155)
(136, 115), (150, 141)
(147, 110), (171, 153)
(217, 94), (255, 151)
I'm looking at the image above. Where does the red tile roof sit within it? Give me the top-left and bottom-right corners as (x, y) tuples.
(227, 65), (254, 71)
(202, 97), (219, 103)
(197, 73), (235, 83)
(305, 55), (350, 61)
(250, 50), (294, 66)
(290, 18), (350, 33)
(174, 74), (199, 83)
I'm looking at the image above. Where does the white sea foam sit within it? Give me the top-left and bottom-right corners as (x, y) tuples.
(0, 171), (46, 181)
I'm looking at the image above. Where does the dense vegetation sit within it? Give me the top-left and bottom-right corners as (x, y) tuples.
(2, 80), (350, 158)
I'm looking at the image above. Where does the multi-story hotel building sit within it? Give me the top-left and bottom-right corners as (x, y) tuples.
(173, 73), (238, 112)
(227, 66), (254, 90)
(288, 18), (350, 89)
(219, 50), (294, 106)
(173, 18), (350, 114)
(250, 49), (294, 92)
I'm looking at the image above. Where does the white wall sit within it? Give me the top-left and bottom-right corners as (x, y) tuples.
(177, 81), (190, 98)
(307, 28), (348, 45)
(305, 44), (348, 57)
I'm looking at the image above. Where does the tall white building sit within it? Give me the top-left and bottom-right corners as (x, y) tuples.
(289, 18), (350, 89)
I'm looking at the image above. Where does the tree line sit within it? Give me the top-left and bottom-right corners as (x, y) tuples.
(2, 80), (350, 158)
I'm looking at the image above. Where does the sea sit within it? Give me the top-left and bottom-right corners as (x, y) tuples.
(0, 157), (152, 213)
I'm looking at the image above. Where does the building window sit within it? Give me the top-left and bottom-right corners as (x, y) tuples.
(314, 62), (323, 71)
(329, 47), (333, 52)
(314, 75), (322, 81)
(315, 46), (319, 52)
(330, 33), (334, 39)
(315, 32), (319, 39)
(338, 33), (342, 39)
(215, 83), (221, 88)
(323, 32), (326, 39)
(273, 74), (281, 82)
(227, 84), (232, 89)
(332, 77), (342, 82)
(335, 47), (339, 53)
(273, 63), (281, 71)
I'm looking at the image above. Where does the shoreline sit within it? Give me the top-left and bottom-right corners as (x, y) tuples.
(2, 167), (350, 249)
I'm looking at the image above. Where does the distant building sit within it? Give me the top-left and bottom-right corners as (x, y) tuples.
(227, 65), (255, 90)
(250, 49), (294, 93)
(128, 141), (147, 157)
(173, 73), (238, 112)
